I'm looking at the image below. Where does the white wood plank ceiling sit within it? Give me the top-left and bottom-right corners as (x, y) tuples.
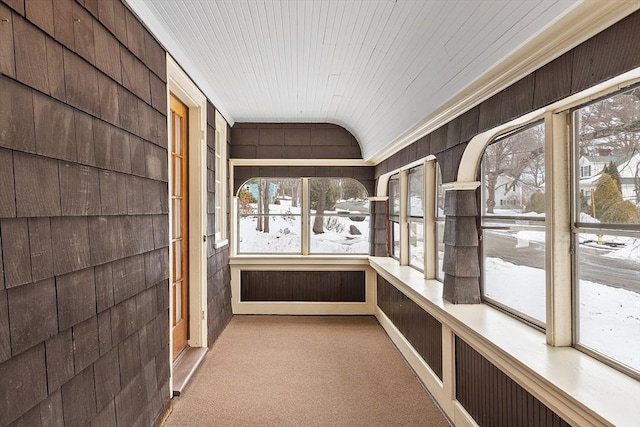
(126, 0), (584, 161)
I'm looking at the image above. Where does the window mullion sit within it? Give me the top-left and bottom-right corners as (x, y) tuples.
(424, 161), (436, 278)
(399, 170), (409, 265)
(302, 178), (309, 255)
(545, 111), (572, 346)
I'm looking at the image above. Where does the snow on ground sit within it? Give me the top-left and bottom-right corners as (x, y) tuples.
(239, 201), (369, 254)
(605, 238), (640, 262)
(485, 257), (640, 371)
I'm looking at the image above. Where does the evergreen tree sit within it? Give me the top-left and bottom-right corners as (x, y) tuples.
(525, 191), (545, 214)
(603, 161), (622, 192)
(593, 172), (639, 223)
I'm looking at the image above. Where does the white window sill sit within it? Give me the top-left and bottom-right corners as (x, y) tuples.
(368, 256), (640, 427)
(214, 239), (229, 249)
(230, 255), (370, 266)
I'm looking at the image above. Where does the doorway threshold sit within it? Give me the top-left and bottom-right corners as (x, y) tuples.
(172, 347), (208, 396)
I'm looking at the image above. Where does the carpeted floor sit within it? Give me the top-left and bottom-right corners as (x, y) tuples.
(163, 315), (451, 427)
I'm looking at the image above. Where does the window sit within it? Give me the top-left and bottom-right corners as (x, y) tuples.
(573, 85), (640, 373)
(480, 122), (546, 327)
(408, 166), (425, 270)
(389, 174), (401, 259)
(214, 111), (228, 244)
(237, 178), (302, 254)
(435, 164), (445, 281)
(236, 177), (370, 255)
(580, 165), (591, 178)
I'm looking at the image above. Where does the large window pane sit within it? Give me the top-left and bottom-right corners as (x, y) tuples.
(309, 178), (369, 254)
(408, 166), (424, 270)
(574, 85), (640, 373)
(574, 86), (640, 226)
(391, 222), (400, 259)
(482, 221), (546, 325)
(389, 174), (400, 259)
(482, 123), (546, 217)
(409, 221), (424, 269)
(575, 232), (640, 371)
(481, 122), (546, 326)
(309, 215), (369, 254)
(237, 178), (302, 253)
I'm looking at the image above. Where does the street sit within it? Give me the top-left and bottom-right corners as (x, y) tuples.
(483, 232), (640, 294)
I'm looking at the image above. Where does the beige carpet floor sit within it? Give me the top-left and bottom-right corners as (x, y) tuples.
(163, 316), (450, 427)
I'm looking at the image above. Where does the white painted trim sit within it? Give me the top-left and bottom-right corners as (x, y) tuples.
(368, 196), (388, 202)
(452, 401), (480, 427)
(214, 111), (228, 244)
(440, 181), (481, 191)
(167, 55), (208, 368)
(368, 1), (640, 164)
(229, 158), (373, 167)
(545, 111), (572, 346)
(375, 155), (436, 196)
(369, 256), (640, 427)
(230, 259), (375, 315)
(214, 239), (229, 250)
(424, 160), (436, 279)
(457, 68), (640, 183)
(375, 308), (449, 411)
(399, 170), (409, 266)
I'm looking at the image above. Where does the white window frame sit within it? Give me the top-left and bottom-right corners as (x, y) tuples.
(235, 177), (371, 256)
(458, 67), (640, 378)
(479, 120), (548, 329)
(214, 111), (228, 247)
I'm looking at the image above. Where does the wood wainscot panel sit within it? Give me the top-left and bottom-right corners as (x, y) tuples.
(376, 275), (442, 379)
(455, 336), (570, 427)
(241, 270), (365, 302)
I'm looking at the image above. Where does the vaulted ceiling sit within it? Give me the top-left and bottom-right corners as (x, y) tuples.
(126, 0), (609, 162)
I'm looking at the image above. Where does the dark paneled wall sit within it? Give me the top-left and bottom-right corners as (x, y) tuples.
(230, 123), (362, 159)
(205, 102), (233, 345)
(456, 337), (569, 427)
(377, 276), (442, 379)
(234, 165), (376, 196)
(0, 0), (170, 425)
(375, 10), (640, 183)
(241, 271), (366, 302)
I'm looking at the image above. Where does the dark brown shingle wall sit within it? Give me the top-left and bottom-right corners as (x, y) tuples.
(231, 122), (362, 159)
(206, 103), (233, 346)
(0, 0), (170, 425)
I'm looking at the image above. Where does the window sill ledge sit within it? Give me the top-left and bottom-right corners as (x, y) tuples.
(230, 255), (370, 266)
(369, 256), (640, 427)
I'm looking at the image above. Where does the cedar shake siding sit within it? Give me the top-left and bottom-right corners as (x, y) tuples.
(0, 0), (231, 425)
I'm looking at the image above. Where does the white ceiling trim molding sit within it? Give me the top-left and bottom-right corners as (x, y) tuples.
(367, 0), (640, 164)
(126, 0), (235, 125)
(229, 159), (373, 167)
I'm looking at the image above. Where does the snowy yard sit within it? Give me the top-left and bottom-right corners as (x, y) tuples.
(238, 199), (369, 254)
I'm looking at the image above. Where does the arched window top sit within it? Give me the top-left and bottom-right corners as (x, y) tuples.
(236, 177), (370, 255)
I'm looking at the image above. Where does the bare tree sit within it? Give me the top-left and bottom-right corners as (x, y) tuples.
(483, 124), (545, 214)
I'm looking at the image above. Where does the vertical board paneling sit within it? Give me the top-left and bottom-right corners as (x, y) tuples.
(376, 275), (442, 379)
(241, 270), (365, 302)
(455, 336), (570, 427)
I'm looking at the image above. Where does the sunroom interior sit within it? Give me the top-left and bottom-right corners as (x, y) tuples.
(0, 0), (639, 426)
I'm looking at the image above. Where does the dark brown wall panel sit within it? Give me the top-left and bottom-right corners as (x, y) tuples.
(231, 122), (363, 159)
(376, 275), (443, 379)
(241, 271), (366, 302)
(455, 337), (570, 427)
(233, 165), (375, 197)
(0, 0), (172, 425)
(206, 101), (233, 347)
